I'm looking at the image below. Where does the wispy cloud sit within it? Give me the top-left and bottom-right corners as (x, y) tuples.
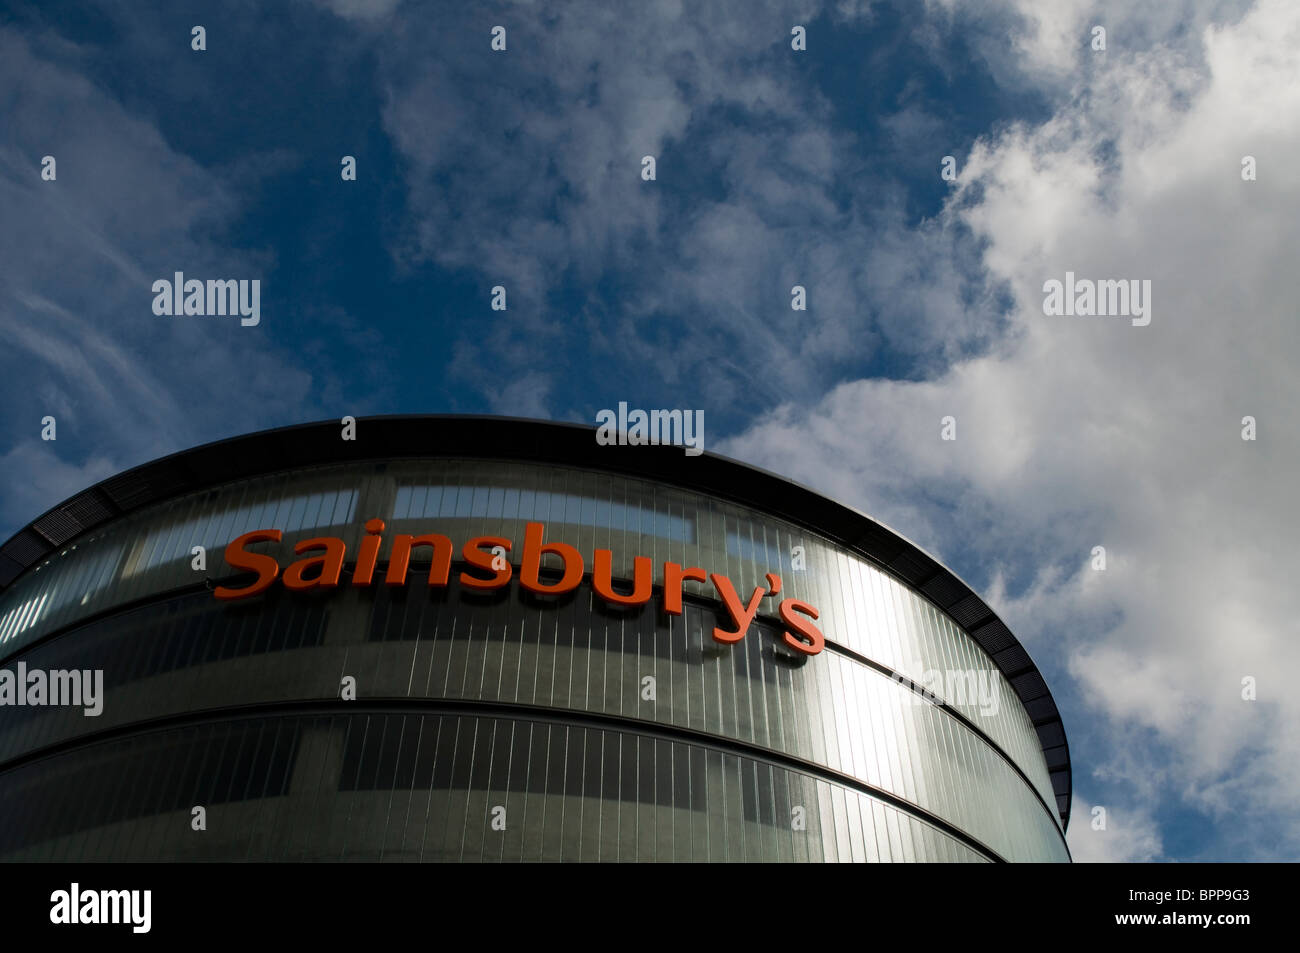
(0, 27), (354, 532)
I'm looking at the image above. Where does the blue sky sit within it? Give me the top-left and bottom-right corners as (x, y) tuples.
(2, 0), (1297, 862)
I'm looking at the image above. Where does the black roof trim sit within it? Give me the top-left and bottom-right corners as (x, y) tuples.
(0, 414), (1071, 830)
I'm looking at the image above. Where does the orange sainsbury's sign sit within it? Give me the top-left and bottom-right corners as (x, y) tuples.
(215, 519), (824, 656)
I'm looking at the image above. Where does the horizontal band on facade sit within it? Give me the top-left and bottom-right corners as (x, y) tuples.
(0, 564), (1065, 837)
(0, 695), (1010, 863)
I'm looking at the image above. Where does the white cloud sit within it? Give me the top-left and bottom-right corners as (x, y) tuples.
(1067, 796), (1164, 862)
(722, 0), (1300, 858)
(487, 370), (552, 419)
(372, 2), (972, 412)
(925, 0), (1254, 89)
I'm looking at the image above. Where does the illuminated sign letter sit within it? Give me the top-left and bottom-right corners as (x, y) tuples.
(779, 598), (824, 655)
(662, 561), (707, 615)
(520, 522), (583, 595)
(385, 534), (454, 587)
(592, 550), (653, 606)
(214, 530), (283, 601)
(283, 537), (347, 590)
(460, 536), (513, 590)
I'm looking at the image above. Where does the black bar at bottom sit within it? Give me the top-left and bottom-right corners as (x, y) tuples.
(3, 861), (1281, 941)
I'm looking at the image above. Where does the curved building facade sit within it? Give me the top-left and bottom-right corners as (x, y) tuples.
(0, 417), (1070, 862)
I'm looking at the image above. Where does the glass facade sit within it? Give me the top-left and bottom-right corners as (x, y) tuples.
(0, 457), (1069, 862)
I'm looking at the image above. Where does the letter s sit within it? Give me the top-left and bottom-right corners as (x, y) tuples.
(214, 529), (283, 600)
(459, 536), (513, 590)
(778, 598), (824, 655)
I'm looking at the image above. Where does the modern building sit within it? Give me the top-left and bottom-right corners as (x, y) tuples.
(0, 416), (1070, 862)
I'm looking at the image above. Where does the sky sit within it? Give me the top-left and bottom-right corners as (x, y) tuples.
(1, 0), (1296, 862)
